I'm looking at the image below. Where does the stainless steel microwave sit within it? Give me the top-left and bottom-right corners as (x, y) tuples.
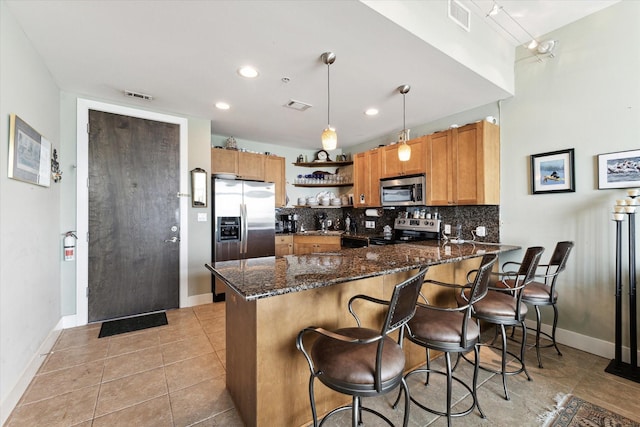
(380, 174), (426, 207)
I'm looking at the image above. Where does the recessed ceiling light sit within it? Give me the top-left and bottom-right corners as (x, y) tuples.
(238, 66), (259, 78)
(365, 108), (379, 116)
(215, 102), (230, 110)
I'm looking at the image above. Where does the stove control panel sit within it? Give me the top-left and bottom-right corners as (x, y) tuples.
(394, 218), (440, 232)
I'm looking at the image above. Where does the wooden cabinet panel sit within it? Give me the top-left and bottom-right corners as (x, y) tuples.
(238, 152), (265, 181)
(380, 137), (427, 178)
(211, 149), (266, 181)
(211, 149), (238, 175)
(426, 131), (453, 206)
(275, 235), (293, 256)
(354, 149), (381, 207)
(265, 156), (286, 207)
(427, 122), (499, 206)
(293, 235), (341, 255)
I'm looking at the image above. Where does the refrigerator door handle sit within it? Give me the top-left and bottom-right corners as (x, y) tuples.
(241, 203), (248, 254)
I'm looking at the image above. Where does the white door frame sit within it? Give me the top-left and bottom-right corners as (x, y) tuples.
(75, 99), (189, 326)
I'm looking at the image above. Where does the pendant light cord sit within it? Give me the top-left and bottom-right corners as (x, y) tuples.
(327, 62), (331, 127)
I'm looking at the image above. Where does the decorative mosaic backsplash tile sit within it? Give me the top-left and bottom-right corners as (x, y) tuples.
(276, 205), (500, 242)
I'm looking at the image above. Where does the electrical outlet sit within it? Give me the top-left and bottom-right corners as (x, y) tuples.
(365, 220), (375, 229)
(476, 226), (486, 237)
(444, 224), (451, 234)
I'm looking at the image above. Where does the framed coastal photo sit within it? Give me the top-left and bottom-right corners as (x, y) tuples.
(530, 148), (575, 194)
(8, 114), (51, 187)
(597, 149), (640, 189)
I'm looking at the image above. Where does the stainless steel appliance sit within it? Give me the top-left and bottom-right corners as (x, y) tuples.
(380, 174), (426, 207)
(368, 218), (440, 245)
(212, 178), (275, 300)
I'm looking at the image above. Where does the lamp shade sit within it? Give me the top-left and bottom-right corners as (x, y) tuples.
(322, 127), (337, 150)
(398, 142), (411, 161)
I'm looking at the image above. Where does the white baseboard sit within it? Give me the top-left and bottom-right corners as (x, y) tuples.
(1, 318), (64, 426)
(525, 319), (640, 364)
(187, 292), (213, 307)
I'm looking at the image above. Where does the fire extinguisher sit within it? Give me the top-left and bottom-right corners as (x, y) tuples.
(63, 232), (77, 261)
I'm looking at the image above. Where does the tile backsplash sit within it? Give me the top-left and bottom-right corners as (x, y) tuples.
(277, 205), (500, 242)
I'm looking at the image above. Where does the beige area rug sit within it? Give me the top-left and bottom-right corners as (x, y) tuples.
(542, 394), (640, 427)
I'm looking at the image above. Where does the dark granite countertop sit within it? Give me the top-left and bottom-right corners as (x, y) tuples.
(205, 241), (520, 301)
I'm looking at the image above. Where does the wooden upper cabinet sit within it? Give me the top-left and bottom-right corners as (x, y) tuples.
(211, 148), (238, 175)
(380, 137), (427, 178)
(237, 152), (265, 181)
(211, 149), (265, 181)
(427, 121), (500, 206)
(264, 156), (286, 207)
(212, 148), (285, 207)
(426, 131), (453, 206)
(354, 149), (381, 207)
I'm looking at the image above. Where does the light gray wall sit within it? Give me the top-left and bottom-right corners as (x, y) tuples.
(0, 0), (62, 415)
(500, 0), (640, 343)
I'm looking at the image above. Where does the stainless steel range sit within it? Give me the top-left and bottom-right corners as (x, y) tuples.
(369, 218), (441, 245)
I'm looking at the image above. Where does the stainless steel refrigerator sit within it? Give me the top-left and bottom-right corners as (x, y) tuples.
(212, 178), (275, 300)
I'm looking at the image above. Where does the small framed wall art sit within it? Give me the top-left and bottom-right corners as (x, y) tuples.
(530, 148), (575, 194)
(597, 149), (640, 189)
(8, 114), (51, 187)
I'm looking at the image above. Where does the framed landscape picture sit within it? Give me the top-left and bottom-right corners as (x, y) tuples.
(530, 148), (575, 194)
(8, 114), (51, 187)
(598, 149), (640, 189)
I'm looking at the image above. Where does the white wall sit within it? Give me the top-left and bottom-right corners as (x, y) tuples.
(0, 1), (62, 421)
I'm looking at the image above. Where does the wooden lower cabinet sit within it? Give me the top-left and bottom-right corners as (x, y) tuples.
(224, 257), (485, 427)
(293, 235), (341, 255)
(275, 235), (293, 256)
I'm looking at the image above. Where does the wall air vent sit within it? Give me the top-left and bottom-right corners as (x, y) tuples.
(284, 99), (312, 111)
(448, 0), (470, 32)
(124, 90), (153, 101)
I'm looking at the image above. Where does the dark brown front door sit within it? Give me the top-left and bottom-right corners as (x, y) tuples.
(88, 110), (180, 322)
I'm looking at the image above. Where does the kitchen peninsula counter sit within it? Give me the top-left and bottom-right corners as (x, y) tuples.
(206, 241), (520, 427)
(207, 241), (519, 300)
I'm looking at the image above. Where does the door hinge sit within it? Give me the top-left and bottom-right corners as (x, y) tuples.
(87, 177), (90, 188)
(86, 287), (89, 297)
(86, 122), (90, 134)
(86, 232), (89, 242)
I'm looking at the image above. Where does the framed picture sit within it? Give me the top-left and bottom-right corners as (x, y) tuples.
(8, 114), (51, 187)
(597, 149), (640, 190)
(530, 148), (575, 194)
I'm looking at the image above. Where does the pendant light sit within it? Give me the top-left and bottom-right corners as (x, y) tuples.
(397, 84), (411, 162)
(321, 52), (337, 150)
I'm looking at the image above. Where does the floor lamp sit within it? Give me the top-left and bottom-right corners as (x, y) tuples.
(605, 195), (639, 383)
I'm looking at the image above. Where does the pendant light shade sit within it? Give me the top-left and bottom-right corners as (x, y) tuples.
(321, 52), (337, 150)
(398, 84), (411, 162)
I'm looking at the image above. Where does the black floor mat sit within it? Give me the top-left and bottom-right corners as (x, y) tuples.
(98, 312), (168, 338)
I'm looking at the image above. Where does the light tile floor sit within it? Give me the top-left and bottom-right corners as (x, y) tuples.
(6, 303), (640, 426)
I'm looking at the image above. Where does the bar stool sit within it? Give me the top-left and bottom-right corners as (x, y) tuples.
(458, 246), (544, 400)
(507, 241), (574, 368)
(296, 268), (428, 427)
(397, 254), (497, 427)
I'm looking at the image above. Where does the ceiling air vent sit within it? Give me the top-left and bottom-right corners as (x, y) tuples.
(284, 99), (312, 111)
(124, 90), (153, 101)
(448, 0), (470, 32)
